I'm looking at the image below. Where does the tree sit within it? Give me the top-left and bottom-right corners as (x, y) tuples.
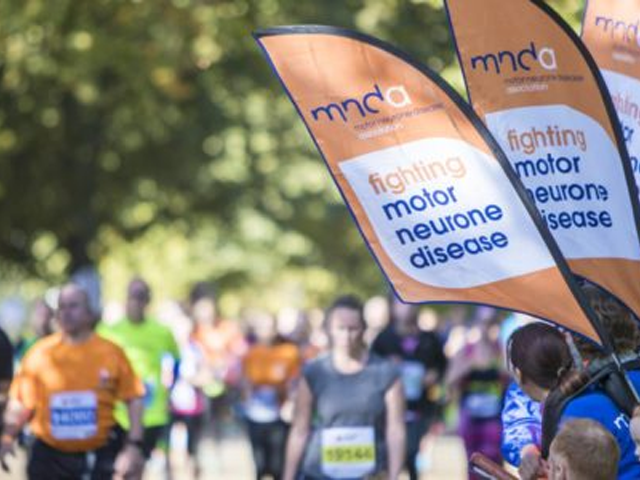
(0, 0), (583, 304)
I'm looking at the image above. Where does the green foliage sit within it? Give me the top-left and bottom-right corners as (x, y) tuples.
(0, 0), (584, 308)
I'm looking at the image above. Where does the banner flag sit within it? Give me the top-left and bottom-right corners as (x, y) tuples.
(445, 0), (640, 322)
(254, 25), (605, 342)
(582, 0), (640, 197)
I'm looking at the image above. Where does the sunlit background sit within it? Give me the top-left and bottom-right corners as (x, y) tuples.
(0, 0), (585, 314)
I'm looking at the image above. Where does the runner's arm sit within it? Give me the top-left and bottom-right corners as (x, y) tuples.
(2, 398), (32, 440)
(125, 396), (144, 442)
(283, 377), (312, 480)
(114, 397), (145, 480)
(1, 399), (33, 472)
(385, 379), (406, 480)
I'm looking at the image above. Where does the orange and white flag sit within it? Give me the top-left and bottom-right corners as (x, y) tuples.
(255, 26), (605, 342)
(582, 0), (640, 198)
(446, 0), (640, 323)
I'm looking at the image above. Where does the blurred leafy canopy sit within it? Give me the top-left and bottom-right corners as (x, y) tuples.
(0, 0), (583, 308)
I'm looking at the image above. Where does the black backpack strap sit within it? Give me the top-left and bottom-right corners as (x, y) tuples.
(541, 357), (640, 458)
(540, 366), (614, 458)
(602, 354), (640, 416)
(541, 354), (640, 458)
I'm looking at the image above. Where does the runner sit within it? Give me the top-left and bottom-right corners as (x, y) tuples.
(98, 277), (180, 460)
(189, 282), (246, 434)
(0, 325), (13, 434)
(371, 294), (447, 480)
(0, 283), (145, 479)
(446, 308), (507, 480)
(242, 311), (301, 479)
(168, 298), (210, 479)
(17, 298), (55, 360)
(286, 310), (323, 363)
(283, 295), (405, 480)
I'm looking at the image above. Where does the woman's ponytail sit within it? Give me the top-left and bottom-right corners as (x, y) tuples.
(541, 369), (592, 458)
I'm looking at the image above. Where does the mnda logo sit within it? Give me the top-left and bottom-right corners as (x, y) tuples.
(310, 84), (412, 122)
(594, 16), (640, 46)
(470, 42), (557, 75)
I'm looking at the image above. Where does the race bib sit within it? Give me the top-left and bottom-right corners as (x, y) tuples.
(244, 387), (280, 423)
(401, 361), (426, 401)
(50, 391), (98, 440)
(321, 427), (376, 479)
(463, 392), (502, 419)
(171, 379), (198, 413)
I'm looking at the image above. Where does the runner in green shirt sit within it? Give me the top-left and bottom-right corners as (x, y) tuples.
(98, 277), (180, 459)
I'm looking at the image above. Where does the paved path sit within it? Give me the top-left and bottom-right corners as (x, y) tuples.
(151, 425), (471, 480)
(5, 430), (471, 479)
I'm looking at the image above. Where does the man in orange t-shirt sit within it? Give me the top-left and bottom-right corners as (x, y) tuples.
(0, 284), (145, 480)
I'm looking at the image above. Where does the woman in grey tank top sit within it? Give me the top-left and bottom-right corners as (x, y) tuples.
(283, 295), (406, 480)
